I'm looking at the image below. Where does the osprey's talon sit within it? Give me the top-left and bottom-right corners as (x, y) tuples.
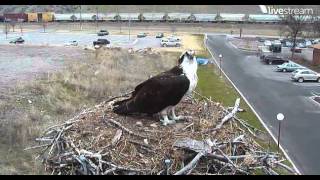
(160, 119), (176, 126)
(171, 115), (192, 121)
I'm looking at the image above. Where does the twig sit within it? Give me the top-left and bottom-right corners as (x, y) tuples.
(206, 98), (240, 134)
(102, 115), (155, 141)
(24, 144), (51, 151)
(174, 151), (205, 175)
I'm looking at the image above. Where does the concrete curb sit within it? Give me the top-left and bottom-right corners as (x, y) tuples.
(204, 33), (301, 175)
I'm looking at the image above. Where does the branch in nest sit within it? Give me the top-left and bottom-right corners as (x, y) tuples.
(102, 115), (156, 141)
(174, 151), (205, 175)
(205, 98), (240, 134)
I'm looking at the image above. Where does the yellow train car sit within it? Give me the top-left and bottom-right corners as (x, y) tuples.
(27, 13), (38, 22)
(41, 12), (53, 22)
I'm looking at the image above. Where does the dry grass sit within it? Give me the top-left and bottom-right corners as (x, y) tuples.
(0, 47), (181, 174)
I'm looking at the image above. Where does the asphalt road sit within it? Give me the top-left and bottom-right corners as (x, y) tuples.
(206, 35), (320, 175)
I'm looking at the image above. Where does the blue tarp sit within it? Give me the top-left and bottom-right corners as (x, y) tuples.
(197, 58), (209, 65)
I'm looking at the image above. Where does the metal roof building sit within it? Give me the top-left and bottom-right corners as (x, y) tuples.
(193, 14), (217, 22)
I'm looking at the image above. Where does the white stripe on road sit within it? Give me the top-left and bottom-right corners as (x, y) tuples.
(204, 34), (301, 175)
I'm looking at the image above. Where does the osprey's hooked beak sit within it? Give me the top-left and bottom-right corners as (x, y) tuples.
(187, 50), (196, 61)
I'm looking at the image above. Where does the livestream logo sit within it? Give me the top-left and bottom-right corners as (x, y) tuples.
(260, 5), (314, 15)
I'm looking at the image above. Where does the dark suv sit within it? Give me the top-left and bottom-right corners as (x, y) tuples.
(263, 55), (289, 65)
(93, 39), (110, 48)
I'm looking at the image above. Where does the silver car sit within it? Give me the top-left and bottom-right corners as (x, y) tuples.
(291, 69), (320, 83)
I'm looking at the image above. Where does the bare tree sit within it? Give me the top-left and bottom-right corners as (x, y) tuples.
(4, 21), (9, 39)
(280, 14), (308, 59)
(10, 21), (16, 32)
(18, 19), (23, 35)
(313, 17), (320, 37)
(312, 10), (320, 37)
(43, 21), (47, 33)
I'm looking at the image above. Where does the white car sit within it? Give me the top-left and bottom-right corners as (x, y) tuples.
(291, 69), (320, 83)
(64, 41), (78, 46)
(160, 38), (181, 47)
(168, 35), (181, 42)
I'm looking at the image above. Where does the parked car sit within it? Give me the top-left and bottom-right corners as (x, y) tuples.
(64, 40), (78, 46)
(156, 33), (164, 38)
(263, 55), (289, 65)
(93, 39), (110, 48)
(160, 38), (181, 47)
(264, 40), (272, 46)
(168, 35), (181, 42)
(97, 30), (109, 36)
(291, 69), (320, 83)
(270, 41), (282, 53)
(290, 47), (302, 53)
(305, 40), (313, 47)
(276, 62), (305, 72)
(257, 37), (265, 42)
(313, 39), (320, 44)
(297, 42), (307, 48)
(137, 32), (147, 38)
(10, 37), (24, 44)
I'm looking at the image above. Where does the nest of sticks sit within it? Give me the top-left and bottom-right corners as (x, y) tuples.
(30, 92), (297, 175)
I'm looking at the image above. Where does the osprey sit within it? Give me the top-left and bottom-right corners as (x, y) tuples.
(113, 50), (198, 126)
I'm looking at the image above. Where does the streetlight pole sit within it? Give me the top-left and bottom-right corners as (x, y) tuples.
(276, 113), (284, 152)
(219, 54), (223, 77)
(79, 5), (82, 31)
(129, 14), (131, 41)
(96, 7), (98, 29)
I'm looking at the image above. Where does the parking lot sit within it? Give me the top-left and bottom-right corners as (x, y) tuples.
(0, 31), (162, 49)
(207, 35), (320, 174)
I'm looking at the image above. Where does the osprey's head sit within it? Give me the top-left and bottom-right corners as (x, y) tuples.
(178, 50), (196, 64)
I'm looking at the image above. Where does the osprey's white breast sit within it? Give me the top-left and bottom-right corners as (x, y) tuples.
(181, 57), (198, 95)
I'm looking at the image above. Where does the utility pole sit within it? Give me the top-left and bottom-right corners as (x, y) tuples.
(116, 7), (121, 33)
(5, 20), (8, 39)
(79, 5), (82, 30)
(96, 7), (99, 29)
(129, 14), (131, 40)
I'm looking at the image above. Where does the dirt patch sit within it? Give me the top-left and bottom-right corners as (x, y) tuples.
(0, 45), (94, 92)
